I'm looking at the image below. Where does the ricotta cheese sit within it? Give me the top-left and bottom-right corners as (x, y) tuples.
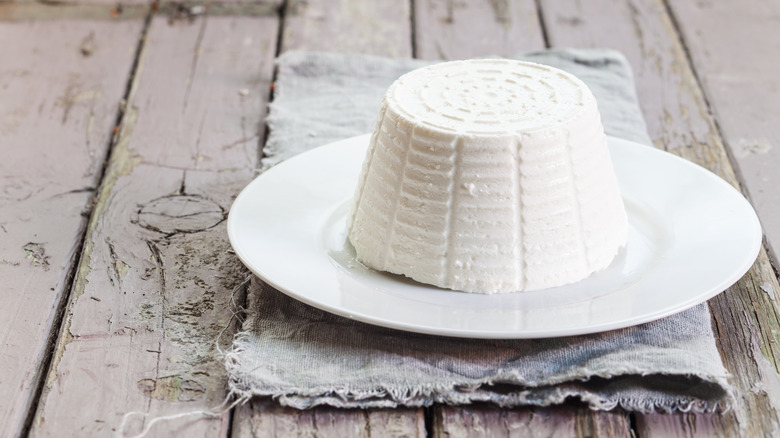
(346, 59), (628, 293)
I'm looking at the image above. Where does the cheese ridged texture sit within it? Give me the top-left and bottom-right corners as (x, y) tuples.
(347, 59), (628, 293)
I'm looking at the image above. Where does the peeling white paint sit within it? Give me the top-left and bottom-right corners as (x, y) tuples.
(752, 343), (780, 411)
(734, 138), (772, 158)
(762, 282), (776, 301)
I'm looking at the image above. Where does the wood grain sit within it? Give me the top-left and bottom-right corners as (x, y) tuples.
(636, 412), (732, 437)
(29, 15), (277, 437)
(280, 0), (412, 57)
(0, 3), (148, 21)
(434, 405), (632, 438)
(232, 399), (425, 438)
(540, 0), (780, 435)
(664, 0), (780, 265)
(0, 19), (142, 437)
(414, 0), (545, 60)
(1, 0), (146, 5)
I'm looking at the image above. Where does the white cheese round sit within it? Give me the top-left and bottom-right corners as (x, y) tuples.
(347, 59), (628, 293)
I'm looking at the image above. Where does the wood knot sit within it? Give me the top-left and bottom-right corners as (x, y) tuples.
(137, 194), (225, 234)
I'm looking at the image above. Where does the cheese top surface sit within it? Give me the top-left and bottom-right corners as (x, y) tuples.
(387, 59), (591, 135)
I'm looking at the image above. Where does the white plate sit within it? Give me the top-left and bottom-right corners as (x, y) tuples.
(228, 134), (762, 338)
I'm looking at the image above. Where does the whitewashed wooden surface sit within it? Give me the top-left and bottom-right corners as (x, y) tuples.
(1, 0), (778, 437)
(0, 18), (142, 437)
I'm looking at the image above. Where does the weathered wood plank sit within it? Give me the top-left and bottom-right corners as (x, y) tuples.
(230, 1), (425, 436)
(0, 3), (148, 21)
(280, 0), (412, 57)
(540, 0), (780, 436)
(414, 0), (545, 60)
(434, 405), (632, 438)
(29, 15), (277, 437)
(0, 1), (278, 22)
(54, 0), (149, 6)
(665, 0), (780, 266)
(635, 412), (731, 437)
(0, 19), (142, 437)
(232, 399), (425, 438)
(6, 0), (276, 7)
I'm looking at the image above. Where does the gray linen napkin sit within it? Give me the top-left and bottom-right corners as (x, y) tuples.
(226, 49), (732, 413)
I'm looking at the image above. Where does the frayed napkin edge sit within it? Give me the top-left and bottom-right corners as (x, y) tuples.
(224, 329), (734, 414)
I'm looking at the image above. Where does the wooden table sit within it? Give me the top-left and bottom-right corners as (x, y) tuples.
(2, 0), (779, 436)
